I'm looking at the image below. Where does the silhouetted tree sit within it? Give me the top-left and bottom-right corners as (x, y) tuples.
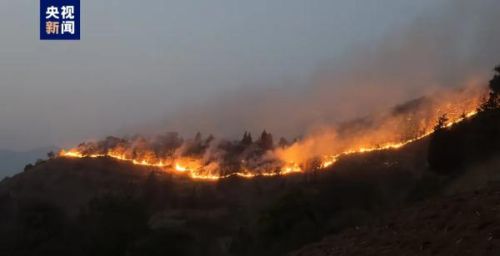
(434, 114), (448, 131)
(240, 132), (253, 146)
(479, 65), (500, 112)
(23, 164), (34, 172)
(490, 65), (500, 94)
(47, 151), (55, 159)
(460, 112), (467, 119)
(35, 159), (45, 166)
(429, 65), (500, 174)
(258, 130), (274, 151)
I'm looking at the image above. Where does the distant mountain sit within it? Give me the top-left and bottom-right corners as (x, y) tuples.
(0, 146), (58, 179)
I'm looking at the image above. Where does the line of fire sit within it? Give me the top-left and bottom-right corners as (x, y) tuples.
(59, 84), (486, 180)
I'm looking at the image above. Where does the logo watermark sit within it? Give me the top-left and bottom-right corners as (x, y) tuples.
(40, 0), (80, 40)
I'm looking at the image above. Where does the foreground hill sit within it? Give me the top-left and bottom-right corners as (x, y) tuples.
(291, 97), (500, 255)
(0, 137), (432, 256)
(0, 157), (157, 215)
(292, 181), (500, 256)
(0, 103), (499, 255)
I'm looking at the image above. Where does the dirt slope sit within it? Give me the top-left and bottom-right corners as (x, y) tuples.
(292, 184), (500, 256)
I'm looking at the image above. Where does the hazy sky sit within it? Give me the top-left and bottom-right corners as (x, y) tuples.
(0, 0), (489, 150)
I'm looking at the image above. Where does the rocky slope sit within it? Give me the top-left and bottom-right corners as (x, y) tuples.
(292, 183), (500, 256)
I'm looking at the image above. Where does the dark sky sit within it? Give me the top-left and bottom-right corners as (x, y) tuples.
(1, 0), (499, 150)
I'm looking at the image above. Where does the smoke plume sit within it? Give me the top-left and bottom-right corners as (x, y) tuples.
(162, 0), (500, 139)
(61, 0), (499, 179)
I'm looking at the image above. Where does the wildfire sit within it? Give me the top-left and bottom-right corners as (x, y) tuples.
(59, 148), (303, 180)
(59, 86), (485, 181)
(59, 109), (479, 181)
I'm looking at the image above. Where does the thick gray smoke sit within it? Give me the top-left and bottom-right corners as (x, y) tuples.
(161, 0), (500, 140)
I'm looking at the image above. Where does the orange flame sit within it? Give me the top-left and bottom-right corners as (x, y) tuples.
(59, 110), (478, 180)
(59, 86), (485, 181)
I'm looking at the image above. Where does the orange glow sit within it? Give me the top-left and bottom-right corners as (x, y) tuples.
(59, 110), (478, 181)
(59, 87), (484, 181)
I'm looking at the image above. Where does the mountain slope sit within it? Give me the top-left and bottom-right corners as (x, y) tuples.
(292, 182), (500, 256)
(0, 105), (499, 255)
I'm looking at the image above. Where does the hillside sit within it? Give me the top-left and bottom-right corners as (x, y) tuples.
(292, 180), (500, 256)
(0, 136), (433, 256)
(0, 99), (499, 255)
(291, 85), (500, 255)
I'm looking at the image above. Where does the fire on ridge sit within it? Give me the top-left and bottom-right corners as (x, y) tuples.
(59, 87), (484, 181)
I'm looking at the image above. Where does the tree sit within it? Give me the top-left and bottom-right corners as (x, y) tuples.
(479, 65), (500, 112)
(258, 130), (274, 150)
(434, 114), (448, 131)
(47, 151), (55, 159)
(240, 132), (253, 145)
(35, 159), (45, 166)
(24, 164), (34, 172)
(490, 65), (500, 94)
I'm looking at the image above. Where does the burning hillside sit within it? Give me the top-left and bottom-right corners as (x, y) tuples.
(59, 85), (486, 180)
